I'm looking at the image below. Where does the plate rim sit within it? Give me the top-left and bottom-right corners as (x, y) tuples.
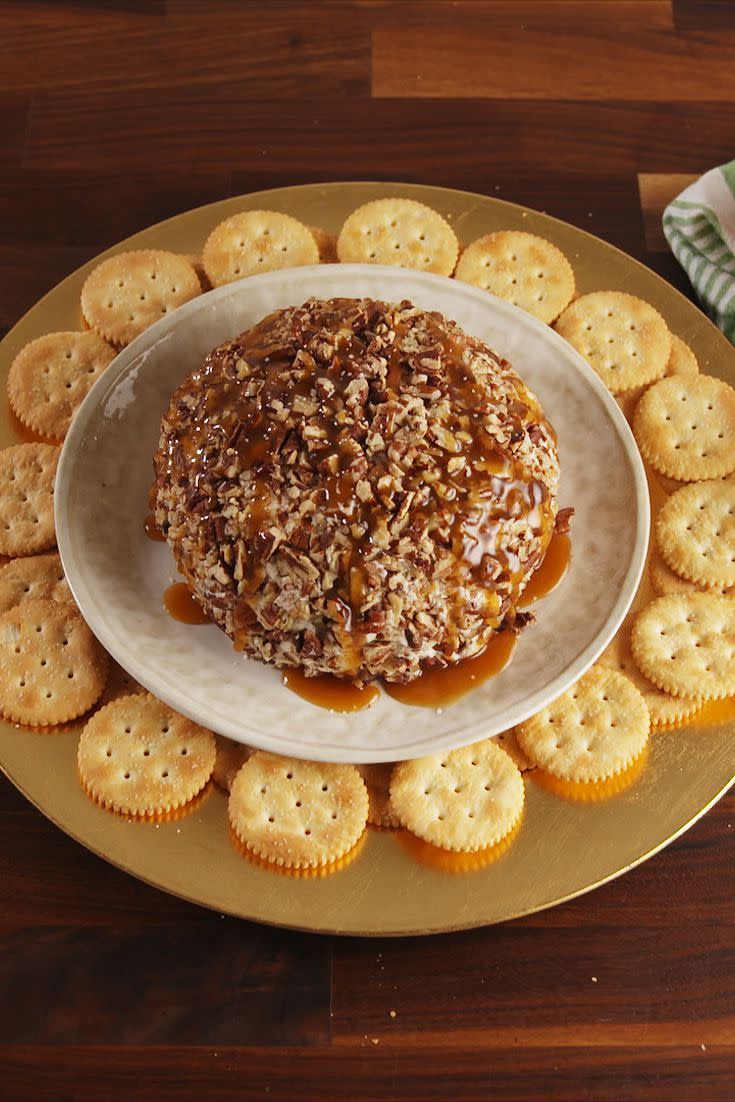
(54, 261), (649, 762)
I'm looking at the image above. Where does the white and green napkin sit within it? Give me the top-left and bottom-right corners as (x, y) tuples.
(663, 160), (735, 343)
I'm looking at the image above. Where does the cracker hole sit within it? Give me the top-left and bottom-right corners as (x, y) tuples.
(106, 749), (112, 757)
(143, 749), (150, 756)
(40, 659), (47, 667)
(331, 812), (337, 819)
(286, 771), (293, 779)
(295, 800), (302, 807)
(181, 748), (187, 755)
(161, 725), (169, 733)
(268, 816), (274, 823)
(124, 726), (131, 734)
(321, 784), (328, 792)
(124, 772), (130, 779)
(161, 771), (168, 778)
(304, 828), (311, 835)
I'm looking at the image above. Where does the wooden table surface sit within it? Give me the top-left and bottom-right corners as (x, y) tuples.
(2, 3), (734, 1099)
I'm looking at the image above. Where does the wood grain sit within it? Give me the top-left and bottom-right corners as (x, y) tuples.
(24, 96), (735, 176)
(372, 2), (735, 100)
(2, 1), (735, 1098)
(3, 1044), (734, 1102)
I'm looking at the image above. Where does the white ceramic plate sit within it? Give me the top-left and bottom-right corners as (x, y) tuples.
(56, 264), (649, 763)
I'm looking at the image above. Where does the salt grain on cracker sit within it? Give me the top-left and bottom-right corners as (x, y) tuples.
(516, 667), (649, 781)
(633, 375), (735, 481)
(77, 693), (215, 816)
(213, 734), (251, 793)
(631, 593), (735, 700)
(554, 291), (670, 394)
(81, 250), (201, 346)
(0, 552), (71, 614)
(358, 763), (400, 828)
(0, 443), (59, 556)
(389, 740), (524, 852)
(202, 211), (319, 287)
(0, 597), (108, 725)
(228, 751), (368, 868)
(656, 480), (735, 589)
(7, 331), (116, 441)
(455, 230), (575, 324)
(336, 198), (458, 276)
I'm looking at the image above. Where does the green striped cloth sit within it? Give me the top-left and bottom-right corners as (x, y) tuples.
(662, 160), (735, 343)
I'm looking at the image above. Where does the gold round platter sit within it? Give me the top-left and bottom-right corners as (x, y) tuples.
(1, 181), (734, 936)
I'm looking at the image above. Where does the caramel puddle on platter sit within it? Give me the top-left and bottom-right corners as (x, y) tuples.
(282, 668), (380, 713)
(518, 532), (571, 608)
(144, 513), (165, 541)
(163, 582), (209, 625)
(384, 631), (517, 709)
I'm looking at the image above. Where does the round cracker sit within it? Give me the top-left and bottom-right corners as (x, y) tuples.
(656, 480), (735, 589)
(633, 375), (735, 481)
(389, 740), (524, 852)
(0, 597), (108, 725)
(631, 593), (735, 700)
(0, 443), (59, 556)
(7, 331), (116, 441)
(213, 734), (251, 793)
(597, 622), (701, 730)
(228, 752), (368, 868)
(666, 334), (699, 378)
(455, 231), (575, 324)
(78, 693), (215, 816)
(357, 763), (400, 828)
(336, 198), (458, 276)
(81, 250), (201, 346)
(554, 291), (671, 394)
(0, 552), (71, 614)
(516, 667), (649, 781)
(202, 211), (319, 288)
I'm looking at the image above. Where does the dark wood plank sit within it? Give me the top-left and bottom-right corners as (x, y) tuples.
(0, 171), (232, 246)
(2, 1044), (734, 1102)
(372, 2), (735, 100)
(332, 921), (735, 1046)
(0, 920), (330, 1044)
(673, 0), (735, 31)
(25, 94), (735, 177)
(0, 2), (369, 97)
(0, 96), (29, 169)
